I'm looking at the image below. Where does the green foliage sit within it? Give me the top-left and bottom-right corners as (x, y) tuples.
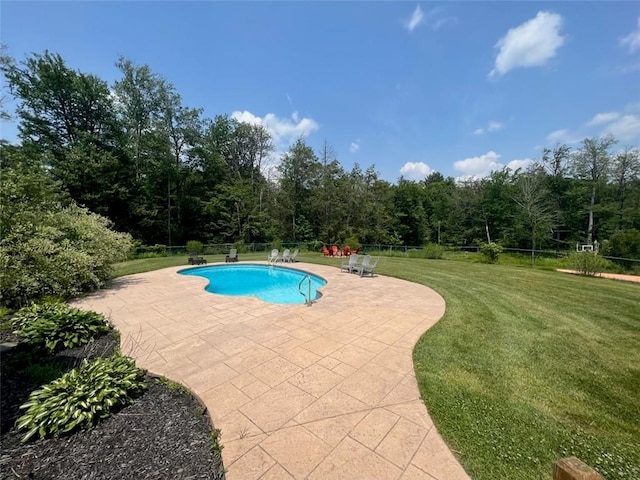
(12, 302), (110, 353)
(423, 243), (445, 259)
(23, 363), (65, 384)
(16, 355), (147, 442)
(132, 244), (168, 258)
(566, 251), (613, 276)
(232, 239), (247, 254)
(0, 157), (132, 307)
(271, 239), (283, 250)
(606, 229), (640, 260)
(209, 428), (226, 478)
(308, 240), (324, 252)
(479, 242), (503, 264)
(185, 240), (203, 254)
(155, 376), (189, 395)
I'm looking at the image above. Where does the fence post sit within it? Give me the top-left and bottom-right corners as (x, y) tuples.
(553, 457), (604, 480)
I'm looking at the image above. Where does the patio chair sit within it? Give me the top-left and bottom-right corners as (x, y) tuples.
(342, 245), (351, 257)
(322, 245), (330, 256)
(188, 251), (207, 265)
(289, 249), (299, 263)
(280, 248), (291, 262)
(340, 254), (359, 273)
(267, 249), (280, 263)
(331, 245), (339, 257)
(225, 248), (238, 263)
(359, 256), (380, 277)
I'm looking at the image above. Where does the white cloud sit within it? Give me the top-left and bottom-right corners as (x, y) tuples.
(621, 17), (640, 53)
(473, 121), (504, 135)
(487, 121), (504, 132)
(405, 5), (424, 32)
(602, 114), (640, 142)
(231, 110), (319, 146)
(587, 112), (621, 126)
(546, 128), (578, 143)
(454, 151), (502, 178)
(507, 158), (534, 171)
(490, 11), (565, 77)
(400, 161), (432, 180)
(349, 142), (360, 153)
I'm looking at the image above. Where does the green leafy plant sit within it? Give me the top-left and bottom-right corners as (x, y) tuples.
(423, 243), (444, 259)
(155, 376), (189, 394)
(186, 240), (203, 254)
(480, 242), (503, 264)
(16, 355), (147, 442)
(12, 302), (110, 353)
(566, 251), (613, 276)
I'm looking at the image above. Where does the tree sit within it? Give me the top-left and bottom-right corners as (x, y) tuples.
(610, 147), (640, 230)
(571, 135), (617, 244)
(2, 52), (135, 233)
(513, 169), (553, 266)
(541, 144), (573, 249)
(278, 139), (321, 241)
(0, 45), (14, 120)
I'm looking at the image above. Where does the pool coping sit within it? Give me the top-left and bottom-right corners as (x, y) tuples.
(74, 261), (470, 480)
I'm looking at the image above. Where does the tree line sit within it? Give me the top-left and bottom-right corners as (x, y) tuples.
(2, 51), (639, 257)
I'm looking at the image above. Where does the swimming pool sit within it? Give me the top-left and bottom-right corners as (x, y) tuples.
(178, 264), (327, 305)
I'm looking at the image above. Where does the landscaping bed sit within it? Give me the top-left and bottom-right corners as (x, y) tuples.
(1, 330), (224, 480)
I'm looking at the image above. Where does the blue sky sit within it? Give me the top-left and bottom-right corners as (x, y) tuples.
(2, 1), (639, 182)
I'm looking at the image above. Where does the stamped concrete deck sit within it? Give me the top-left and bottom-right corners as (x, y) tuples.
(74, 262), (470, 480)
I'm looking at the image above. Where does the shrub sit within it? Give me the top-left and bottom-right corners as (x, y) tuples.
(480, 242), (503, 264)
(308, 240), (324, 252)
(567, 251), (613, 276)
(12, 302), (110, 353)
(423, 243), (445, 259)
(186, 240), (204, 254)
(16, 355), (147, 442)
(0, 207), (131, 308)
(607, 230), (640, 260)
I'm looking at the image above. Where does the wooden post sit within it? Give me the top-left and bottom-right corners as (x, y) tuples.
(553, 457), (605, 480)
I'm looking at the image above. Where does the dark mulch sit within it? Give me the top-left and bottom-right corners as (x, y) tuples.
(0, 330), (225, 480)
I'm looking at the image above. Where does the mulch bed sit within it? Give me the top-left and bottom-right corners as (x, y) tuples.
(0, 329), (225, 480)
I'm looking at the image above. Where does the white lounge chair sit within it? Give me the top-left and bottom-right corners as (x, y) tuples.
(267, 249), (279, 263)
(341, 254), (359, 273)
(288, 249), (299, 263)
(280, 248), (291, 262)
(359, 256), (380, 277)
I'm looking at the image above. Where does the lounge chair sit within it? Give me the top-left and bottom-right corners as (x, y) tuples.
(341, 254), (359, 273)
(188, 251), (207, 265)
(342, 245), (351, 257)
(289, 249), (299, 263)
(225, 248), (238, 263)
(322, 245), (330, 256)
(331, 245), (339, 257)
(359, 256), (380, 277)
(267, 249), (280, 263)
(280, 248), (291, 262)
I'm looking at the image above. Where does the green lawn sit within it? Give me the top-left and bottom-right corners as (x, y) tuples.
(114, 254), (640, 479)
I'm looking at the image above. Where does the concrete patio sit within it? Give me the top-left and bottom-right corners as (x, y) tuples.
(74, 262), (470, 480)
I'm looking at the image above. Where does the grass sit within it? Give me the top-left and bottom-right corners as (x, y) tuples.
(113, 253), (640, 479)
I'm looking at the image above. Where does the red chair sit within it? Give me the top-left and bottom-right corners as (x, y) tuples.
(352, 247), (360, 255)
(322, 245), (330, 256)
(331, 245), (339, 257)
(342, 245), (351, 257)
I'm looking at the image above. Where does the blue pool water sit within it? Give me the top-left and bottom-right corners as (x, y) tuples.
(178, 264), (327, 305)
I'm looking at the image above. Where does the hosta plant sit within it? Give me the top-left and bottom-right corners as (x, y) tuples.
(16, 355), (147, 442)
(12, 302), (110, 353)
